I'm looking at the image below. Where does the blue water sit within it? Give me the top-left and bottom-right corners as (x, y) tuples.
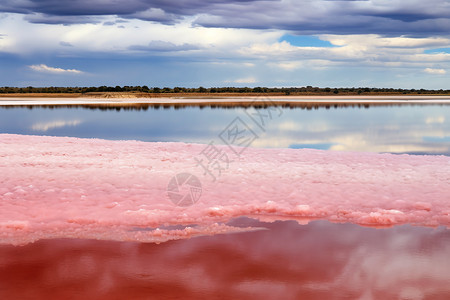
(1, 104), (449, 155)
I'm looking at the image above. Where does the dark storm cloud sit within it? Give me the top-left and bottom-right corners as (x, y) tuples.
(1, 0), (450, 36)
(128, 40), (201, 52)
(59, 41), (73, 47)
(0, 0), (262, 25)
(0, 0), (260, 17)
(24, 13), (101, 25)
(0, 0), (147, 16)
(192, 0), (450, 36)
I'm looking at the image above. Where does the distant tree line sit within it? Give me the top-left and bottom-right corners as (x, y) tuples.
(0, 86), (449, 95)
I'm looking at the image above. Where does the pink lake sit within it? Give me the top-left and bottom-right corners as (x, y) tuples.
(1, 219), (449, 299)
(1, 134), (450, 298)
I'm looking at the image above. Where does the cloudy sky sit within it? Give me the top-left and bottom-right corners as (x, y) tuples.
(1, 0), (450, 88)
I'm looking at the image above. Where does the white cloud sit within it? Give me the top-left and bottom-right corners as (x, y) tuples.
(277, 121), (303, 131)
(322, 35), (450, 49)
(0, 13), (278, 56)
(2, 9), (450, 87)
(29, 64), (83, 74)
(225, 77), (257, 84)
(424, 68), (446, 74)
(425, 116), (445, 124)
(239, 34), (450, 73)
(272, 62), (303, 71)
(4, 11), (448, 74)
(31, 120), (82, 132)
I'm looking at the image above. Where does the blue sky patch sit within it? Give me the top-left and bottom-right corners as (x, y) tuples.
(422, 136), (450, 142)
(424, 48), (450, 54)
(289, 143), (335, 150)
(279, 34), (336, 47)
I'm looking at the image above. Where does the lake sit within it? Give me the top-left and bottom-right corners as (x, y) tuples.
(1, 102), (450, 299)
(1, 104), (449, 155)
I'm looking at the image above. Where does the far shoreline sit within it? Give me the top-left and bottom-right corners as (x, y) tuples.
(1, 93), (450, 108)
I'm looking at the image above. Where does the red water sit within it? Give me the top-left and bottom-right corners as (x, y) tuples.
(1, 219), (449, 299)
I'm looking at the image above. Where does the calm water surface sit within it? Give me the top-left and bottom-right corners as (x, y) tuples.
(1, 219), (449, 299)
(1, 104), (450, 155)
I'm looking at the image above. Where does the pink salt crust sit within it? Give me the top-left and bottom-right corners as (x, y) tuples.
(1, 134), (449, 245)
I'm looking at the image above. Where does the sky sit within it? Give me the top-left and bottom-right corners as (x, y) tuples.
(0, 0), (450, 88)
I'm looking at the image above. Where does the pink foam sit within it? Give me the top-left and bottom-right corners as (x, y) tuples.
(1, 134), (449, 245)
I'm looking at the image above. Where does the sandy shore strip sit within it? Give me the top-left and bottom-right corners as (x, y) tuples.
(1, 95), (450, 106)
